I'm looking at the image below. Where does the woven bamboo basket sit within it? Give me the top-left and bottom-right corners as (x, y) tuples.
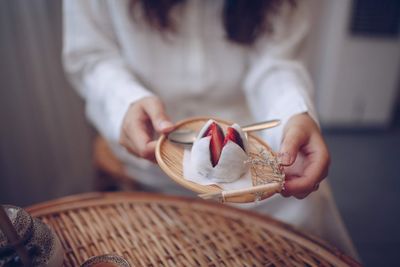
(156, 117), (284, 203)
(27, 192), (360, 267)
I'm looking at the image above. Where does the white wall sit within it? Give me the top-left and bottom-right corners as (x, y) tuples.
(310, 0), (400, 127)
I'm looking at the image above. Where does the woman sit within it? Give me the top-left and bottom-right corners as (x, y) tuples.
(63, 0), (357, 256)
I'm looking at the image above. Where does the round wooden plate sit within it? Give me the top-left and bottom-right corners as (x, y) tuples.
(155, 117), (279, 203)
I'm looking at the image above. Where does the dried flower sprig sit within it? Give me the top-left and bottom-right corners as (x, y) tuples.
(199, 148), (285, 203)
(245, 148), (285, 200)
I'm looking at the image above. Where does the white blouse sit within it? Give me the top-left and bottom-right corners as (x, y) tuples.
(63, 0), (317, 153)
(62, 1), (359, 257)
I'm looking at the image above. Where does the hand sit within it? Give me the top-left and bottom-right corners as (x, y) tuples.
(119, 96), (174, 162)
(279, 113), (330, 199)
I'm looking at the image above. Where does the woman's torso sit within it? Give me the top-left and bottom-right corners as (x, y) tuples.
(106, 0), (253, 125)
(101, 0), (258, 186)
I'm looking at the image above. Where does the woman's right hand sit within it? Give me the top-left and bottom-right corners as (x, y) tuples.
(119, 96), (174, 162)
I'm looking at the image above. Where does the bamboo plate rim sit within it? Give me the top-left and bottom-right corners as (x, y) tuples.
(155, 116), (279, 203)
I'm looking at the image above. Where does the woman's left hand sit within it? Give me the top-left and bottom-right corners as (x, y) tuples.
(279, 113), (330, 199)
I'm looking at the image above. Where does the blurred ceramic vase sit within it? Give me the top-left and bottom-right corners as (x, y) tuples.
(0, 205), (64, 267)
(80, 254), (130, 267)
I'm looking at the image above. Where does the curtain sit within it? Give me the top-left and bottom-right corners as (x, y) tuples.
(0, 0), (94, 206)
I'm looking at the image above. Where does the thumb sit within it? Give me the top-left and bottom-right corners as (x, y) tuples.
(279, 127), (308, 166)
(143, 97), (174, 133)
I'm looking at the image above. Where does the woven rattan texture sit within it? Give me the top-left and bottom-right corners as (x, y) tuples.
(28, 193), (358, 267)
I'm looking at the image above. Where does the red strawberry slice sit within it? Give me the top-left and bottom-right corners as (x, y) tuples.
(205, 122), (224, 167)
(223, 127), (245, 151)
(201, 122), (245, 167)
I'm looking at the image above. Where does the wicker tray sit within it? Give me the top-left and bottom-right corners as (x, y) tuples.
(156, 117), (283, 203)
(27, 192), (360, 267)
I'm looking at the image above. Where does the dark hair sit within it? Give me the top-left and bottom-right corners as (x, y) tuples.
(130, 0), (294, 45)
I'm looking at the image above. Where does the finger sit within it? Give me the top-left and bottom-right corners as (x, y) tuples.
(280, 173), (308, 198)
(283, 162), (323, 198)
(313, 183), (320, 191)
(281, 182), (311, 199)
(124, 129), (157, 162)
(280, 189), (291, 198)
(139, 141), (157, 162)
(144, 141), (157, 162)
(143, 98), (174, 133)
(122, 137), (157, 163)
(296, 192), (310, 199)
(281, 190), (309, 199)
(283, 139), (329, 198)
(119, 131), (140, 157)
(301, 135), (330, 183)
(279, 127), (308, 166)
(123, 114), (154, 157)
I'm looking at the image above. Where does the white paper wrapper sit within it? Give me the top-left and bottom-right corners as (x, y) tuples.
(183, 149), (253, 190)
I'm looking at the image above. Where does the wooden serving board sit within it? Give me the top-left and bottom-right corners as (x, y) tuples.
(155, 117), (279, 203)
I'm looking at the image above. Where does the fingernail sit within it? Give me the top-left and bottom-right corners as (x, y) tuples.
(280, 187), (290, 198)
(279, 152), (291, 165)
(159, 120), (173, 130)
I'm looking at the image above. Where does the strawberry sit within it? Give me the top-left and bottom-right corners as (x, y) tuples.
(223, 127), (244, 151)
(206, 122), (225, 167)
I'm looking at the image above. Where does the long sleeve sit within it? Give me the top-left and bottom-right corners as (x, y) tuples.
(243, 1), (318, 151)
(62, 0), (153, 143)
